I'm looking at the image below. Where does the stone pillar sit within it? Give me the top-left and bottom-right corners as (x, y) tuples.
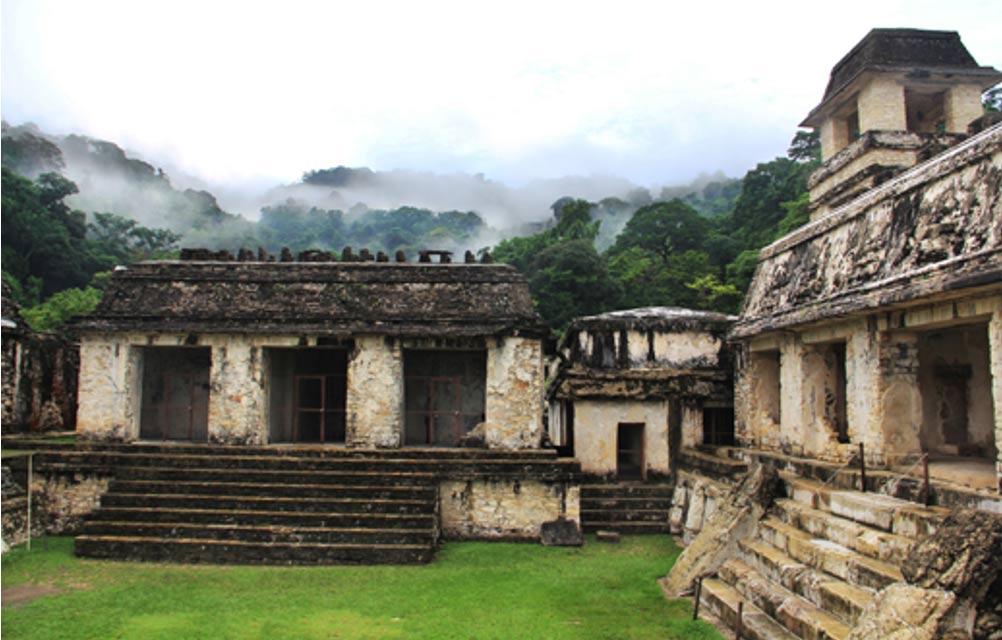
(76, 338), (141, 441)
(858, 77), (906, 133)
(944, 84), (985, 133)
(779, 337), (808, 456)
(484, 335), (543, 449)
(820, 116), (849, 161)
(876, 332), (922, 461)
(207, 338), (266, 445)
(988, 304), (1002, 493)
(345, 335), (403, 448)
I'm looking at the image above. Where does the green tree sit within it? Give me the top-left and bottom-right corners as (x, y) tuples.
(22, 286), (103, 332)
(610, 200), (709, 264)
(528, 239), (622, 330)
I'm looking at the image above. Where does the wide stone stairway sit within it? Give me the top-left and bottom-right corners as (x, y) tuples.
(699, 471), (948, 640)
(580, 483), (673, 534)
(5, 440), (577, 565)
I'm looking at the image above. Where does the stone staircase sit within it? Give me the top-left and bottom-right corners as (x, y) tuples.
(699, 472), (949, 640)
(580, 483), (673, 534)
(2, 440), (578, 565)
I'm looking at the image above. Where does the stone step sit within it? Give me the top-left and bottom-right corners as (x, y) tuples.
(782, 474), (834, 510)
(699, 578), (799, 640)
(736, 538), (874, 627)
(826, 491), (947, 538)
(80, 521), (436, 545)
(579, 484), (674, 499)
(99, 493), (435, 515)
(88, 506), (435, 529)
(2, 438), (559, 460)
(109, 479), (437, 500)
(74, 535), (435, 564)
(36, 450), (578, 476)
(115, 466), (435, 486)
(579, 509), (669, 523)
(773, 498), (914, 564)
(678, 447), (749, 480)
(720, 558), (851, 640)
(756, 519), (903, 590)
(580, 521), (670, 534)
(579, 497), (673, 510)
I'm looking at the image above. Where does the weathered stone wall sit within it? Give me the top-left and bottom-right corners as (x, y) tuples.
(484, 336), (543, 449)
(439, 478), (579, 540)
(2, 328), (79, 434)
(76, 336), (142, 441)
(1, 463), (110, 550)
(668, 469), (731, 543)
(573, 399), (669, 477)
(735, 126), (1001, 339)
(345, 335), (404, 448)
(206, 335), (268, 445)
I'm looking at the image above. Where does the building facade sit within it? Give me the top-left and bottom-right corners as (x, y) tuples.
(73, 254), (548, 451)
(732, 28), (1002, 491)
(548, 307), (735, 481)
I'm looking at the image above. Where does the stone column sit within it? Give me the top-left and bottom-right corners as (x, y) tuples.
(876, 332), (922, 461)
(858, 77), (906, 133)
(345, 335), (403, 448)
(988, 304), (1002, 493)
(207, 338), (267, 445)
(484, 335), (543, 449)
(77, 337), (141, 441)
(944, 84), (985, 133)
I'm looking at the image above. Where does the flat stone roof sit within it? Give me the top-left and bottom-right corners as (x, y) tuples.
(73, 260), (547, 337)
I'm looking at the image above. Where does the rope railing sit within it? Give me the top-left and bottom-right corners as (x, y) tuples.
(876, 451), (931, 506)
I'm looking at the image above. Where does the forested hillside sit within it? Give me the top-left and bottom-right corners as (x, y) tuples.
(1, 120), (819, 333)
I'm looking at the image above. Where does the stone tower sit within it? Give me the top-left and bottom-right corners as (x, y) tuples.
(800, 29), (1001, 219)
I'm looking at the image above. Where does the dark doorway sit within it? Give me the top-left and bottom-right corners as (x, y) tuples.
(829, 342), (849, 443)
(404, 350), (486, 447)
(617, 423), (645, 481)
(140, 347), (210, 441)
(268, 349), (348, 443)
(703, 406), (736, 446)
(935, 365), (971, 446)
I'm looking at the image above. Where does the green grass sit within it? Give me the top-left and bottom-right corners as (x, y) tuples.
(2, 536), (722, 640)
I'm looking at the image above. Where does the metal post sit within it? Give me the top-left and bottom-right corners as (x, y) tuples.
(858, 442), (866, 492)
(735, 601), (744, 640)
(692, 576), (704, 620)
(26, 453), (33, 552)
(922, 456), (930, 506)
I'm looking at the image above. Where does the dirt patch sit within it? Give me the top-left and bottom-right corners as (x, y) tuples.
(2, 583), (61, 608)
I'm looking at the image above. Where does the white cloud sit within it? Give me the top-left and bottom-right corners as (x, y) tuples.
(3, 0), (1001, 191)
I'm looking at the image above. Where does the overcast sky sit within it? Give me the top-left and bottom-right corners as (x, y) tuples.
(2, 0), (1000, 191)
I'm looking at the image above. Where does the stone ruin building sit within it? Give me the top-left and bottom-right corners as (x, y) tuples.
(546, 307), (735, 533)
(2, 23), (1002, 640)
(665, 28), (1002, 640)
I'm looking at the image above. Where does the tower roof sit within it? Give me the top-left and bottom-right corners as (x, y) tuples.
(801, 29), (1001, 127)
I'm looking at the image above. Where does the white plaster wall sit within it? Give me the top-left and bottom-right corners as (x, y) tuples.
(76, 337), (141, 441)
(573, 399), (669, 477)
(484, 336), (543, 449)
(345, 335), (403, 448)
(440, 479), (579, 539)
(653, 330), (721, 367)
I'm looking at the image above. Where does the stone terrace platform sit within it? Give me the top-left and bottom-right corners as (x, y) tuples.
(1, 438), (582, 564)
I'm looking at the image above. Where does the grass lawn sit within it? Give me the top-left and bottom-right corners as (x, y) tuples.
(1, 535), (723, 640)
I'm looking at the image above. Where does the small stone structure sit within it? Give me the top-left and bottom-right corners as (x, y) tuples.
(547, 307), (735, 481)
